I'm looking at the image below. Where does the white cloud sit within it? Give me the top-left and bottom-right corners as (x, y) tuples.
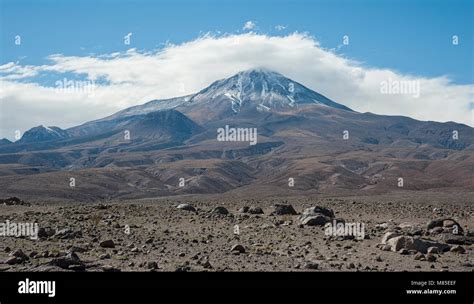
(0, 33), (472, 140)
(275, 25), (286, 31)
(0, 62), (43, 80)
(242, 21), (256, 31)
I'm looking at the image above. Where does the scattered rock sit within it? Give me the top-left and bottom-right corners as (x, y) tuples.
(69, 246), (88, 253)
(5, 250), (29, 264)
(381, 231), (399, 244)
(426, 254), (437, 262)
(49, 252), (82, 269)
(0, 197), (30, 206)
(270, 204), (297, 215)
(175, 264), (191, 272)
(398, 222), (414, 229)
(37, 227), (56, 239)
(414, 253), (425, 261)
(248, 206), (264, 214)
(386, 236), (449, 253)
(438, 234), (473, 245)
(100, 253), (111, 260)
(387, 236), (412, 252)
(450, 245), (465, 254)
(95, 204), (110, 210)
(202, 260), (212, 269)
(299, 206), (336, 226)
(301, 214), (331, 226)
(380, 244), (391, 251)
(10, 249), (28, 261)
(5, 256), (24, 265)
(68, 264), (86, 271)
(177, 203), (196, 212)
(55, 228), (82, 239)
(376, 223), (389, 230)
(99, 239), (115, 248)
(240, 206), (264, 214)
(102, 265), (121, 272)
(399, 248), (409, 255)
(230, 244), (245, 254)
(301, 206), (335, 218)
(427, 247), (439, 254)
(430, 227), (444, 234)
(407, 227), (423, 236)
(147, 261), (158, 270)
(303, 262), (319, 270)
(210, 206), (229, 215)
(427, 217), (463, 234)
(238, 206), (249, 213)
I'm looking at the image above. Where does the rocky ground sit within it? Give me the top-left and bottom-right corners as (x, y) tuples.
(0, 192), (472, 272)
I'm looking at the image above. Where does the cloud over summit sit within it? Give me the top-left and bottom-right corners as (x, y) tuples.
(0, 32), (472, 139)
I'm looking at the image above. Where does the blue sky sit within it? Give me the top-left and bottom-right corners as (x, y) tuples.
(1, 0), (472, 84)
(0, 0), (473, 140)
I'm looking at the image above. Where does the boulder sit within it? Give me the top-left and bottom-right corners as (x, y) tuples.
(303, 262), (319, 270)
(0, 197), (30, 206)
(147, 261), (158, 270)
(380, 244), (391, 251)
(270, 204), (297, 215)
(37, 227), (56, 239)
(301, 214), (331, 226)
(238, 206), (250, 213)
(427, 217), (463, 234)
(230, 244), (245, 254)
(438, 233), (473, 245)
(210, 206), (229, 215)
(99, 239), (115, 248)
(177, 203), (196, 212)
(386, 236), (449, 253)
(248, 206), (264, 214)
(430, 227), (444, 234)
(381, 232), (399, 244)
(299, 206), (336, 226)
(301, 206), (335, 218)
(10, 249), (28, 261)
(49, 252), (82, 269)
(5, 257), (24, 265)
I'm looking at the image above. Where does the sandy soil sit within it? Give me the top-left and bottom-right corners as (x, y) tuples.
(0, 192), (472, 272)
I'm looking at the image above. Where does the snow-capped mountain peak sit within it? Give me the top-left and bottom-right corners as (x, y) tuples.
(189, 68), (352, 112)
(18, 125), (70, 143)
(77, 69), (352, 131)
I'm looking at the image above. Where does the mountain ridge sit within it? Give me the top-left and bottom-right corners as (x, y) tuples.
(0, 69), (473, 201)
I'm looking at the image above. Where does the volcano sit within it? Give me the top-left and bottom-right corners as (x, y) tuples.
(0, 69), (472, 201)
